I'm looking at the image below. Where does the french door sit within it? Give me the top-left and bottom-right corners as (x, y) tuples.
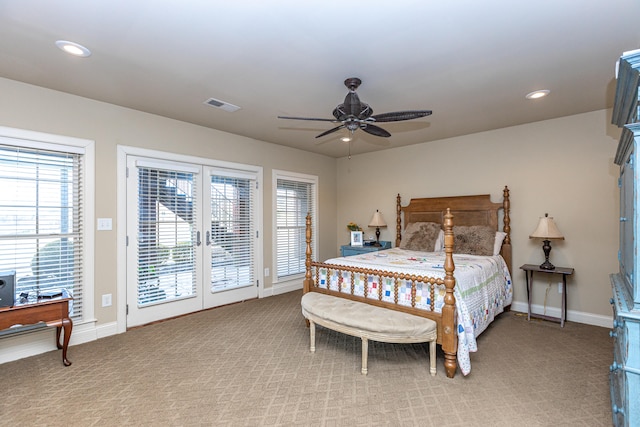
(126, 156), (259, 327)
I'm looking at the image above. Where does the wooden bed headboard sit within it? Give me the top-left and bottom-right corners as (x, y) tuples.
(395, 186), (512, 272)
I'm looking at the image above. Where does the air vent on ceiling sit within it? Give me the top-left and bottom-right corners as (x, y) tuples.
(203, 97), (241, 113)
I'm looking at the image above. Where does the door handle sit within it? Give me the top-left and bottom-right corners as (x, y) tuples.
(196, 231), (202, 246)
(206, 231), (211, 246)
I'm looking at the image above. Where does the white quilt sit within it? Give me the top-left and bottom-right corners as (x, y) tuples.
(317, 247), (513, 375)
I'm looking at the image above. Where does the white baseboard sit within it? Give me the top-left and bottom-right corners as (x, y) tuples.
(95, 321), (119, 339)
(510, 301), (613, 328)
(265, 279), (303, 297)
(0, 320), (119, 365)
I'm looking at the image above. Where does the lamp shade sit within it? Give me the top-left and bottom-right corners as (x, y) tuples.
(368, 210), (387, 228)
(529, 213), (564, 240)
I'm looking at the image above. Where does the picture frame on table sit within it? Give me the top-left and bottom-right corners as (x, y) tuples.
(350, 231), (363, 246)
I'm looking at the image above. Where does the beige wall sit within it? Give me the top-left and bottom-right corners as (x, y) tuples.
(0, 75), (620, 332)
(0, 77), (338, 327)
(336, 110), (620, 324)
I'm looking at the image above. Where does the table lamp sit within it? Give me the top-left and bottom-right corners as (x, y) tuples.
(368, 210), (387, 247)
(529, 213), (564, 270)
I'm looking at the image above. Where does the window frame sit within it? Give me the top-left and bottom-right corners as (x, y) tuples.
(0, 126), (95, 325)
(272, 170), (318, 285)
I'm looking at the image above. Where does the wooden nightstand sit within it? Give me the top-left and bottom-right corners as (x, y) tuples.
(341, 241), (391, 257)
(520, 264), (574, 327)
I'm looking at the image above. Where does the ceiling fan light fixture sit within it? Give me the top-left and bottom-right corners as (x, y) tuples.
(525, 89), (550, 100)
(345, 121), (359, 132)
(55, 40), (91, 57)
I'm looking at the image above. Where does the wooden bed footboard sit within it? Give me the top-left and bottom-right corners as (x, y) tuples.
(303, 209), (458, 378)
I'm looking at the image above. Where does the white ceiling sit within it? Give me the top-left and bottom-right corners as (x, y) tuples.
(1, 1), (639, 158)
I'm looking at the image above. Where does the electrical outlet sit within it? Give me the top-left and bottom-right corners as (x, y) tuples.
(558, 283), (563, 294)
(102, 293), (112, 307)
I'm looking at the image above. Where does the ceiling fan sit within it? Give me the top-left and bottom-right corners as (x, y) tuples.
(278, 77), (432, 139)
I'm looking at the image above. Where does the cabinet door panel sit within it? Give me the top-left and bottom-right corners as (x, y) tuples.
(620, 155), (634, 291)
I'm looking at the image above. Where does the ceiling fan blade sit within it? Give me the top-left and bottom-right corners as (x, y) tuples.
(315, 124), (345, 138)
(278, 115), (338, 122)
(361, 123), (391, 137)
(370, 110), (432, 122)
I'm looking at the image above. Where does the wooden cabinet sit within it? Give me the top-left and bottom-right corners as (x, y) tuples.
(340, 241), (391, 257)
(610, 50), (640, 427)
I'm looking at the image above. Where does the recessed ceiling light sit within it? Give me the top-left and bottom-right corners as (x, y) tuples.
(341, 136), (351, 142)
(525, 89), (550, 100)
(55, 40), (91, 57)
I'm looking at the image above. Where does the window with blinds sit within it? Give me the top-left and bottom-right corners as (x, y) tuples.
(0, 145), (84, 318)
(275, 172), (317, 280)
(137, 167), (197, 306)
(210, 174), (255, 292)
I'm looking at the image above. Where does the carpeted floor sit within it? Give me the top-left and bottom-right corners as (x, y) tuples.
(0, 290), (612, 426)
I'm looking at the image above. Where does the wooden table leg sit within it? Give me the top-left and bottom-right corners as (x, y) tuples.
(56, 317), (73, 366)
(526, 271), (532, 321)
(561, 275), (567, 328)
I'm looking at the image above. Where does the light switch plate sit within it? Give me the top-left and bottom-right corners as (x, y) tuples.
(97, 218), (112, 231)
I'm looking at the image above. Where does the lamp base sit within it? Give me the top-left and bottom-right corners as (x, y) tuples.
(539, 239), (555, 270)
(539, 260), (556, 270)
(373, 227), (381, 247)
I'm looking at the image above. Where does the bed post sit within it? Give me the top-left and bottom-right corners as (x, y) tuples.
(303, 212), (313, 294)
(501, 186), (512, 274)
(442, 208), (458, 378)
(396, 193), (402, 247)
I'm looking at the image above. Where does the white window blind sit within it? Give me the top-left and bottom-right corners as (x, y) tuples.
(0, 145), (84, 318)
(210, 174), (255, 292)
(275, 175), (316, 279)
(137, 167), (197, 305)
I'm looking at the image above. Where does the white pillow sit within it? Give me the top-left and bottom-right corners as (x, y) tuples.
(494, 231), (507, 255)
(434, 229), (445, 252)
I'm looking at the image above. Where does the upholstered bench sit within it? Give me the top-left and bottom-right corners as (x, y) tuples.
(301, 292), (437, 375)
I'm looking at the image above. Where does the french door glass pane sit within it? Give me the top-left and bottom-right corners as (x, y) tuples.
(210, 175), (254, 292)
(137, 168), (197, 306)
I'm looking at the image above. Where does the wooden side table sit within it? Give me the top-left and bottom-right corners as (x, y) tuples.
(0, 290), (73, 365)
(520, 264), (574, 327)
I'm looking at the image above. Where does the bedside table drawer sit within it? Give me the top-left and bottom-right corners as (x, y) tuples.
(340, 241), (391, 257)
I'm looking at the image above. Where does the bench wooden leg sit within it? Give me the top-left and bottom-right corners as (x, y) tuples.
(309, 320), (316, 352)
(361, 337), (368, 375)
(429, 340), (436, 376)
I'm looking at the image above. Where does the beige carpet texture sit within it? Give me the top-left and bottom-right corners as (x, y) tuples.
(0, 290), (613, 426)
